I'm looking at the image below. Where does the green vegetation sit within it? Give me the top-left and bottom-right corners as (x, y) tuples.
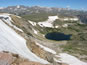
(61, 41), (87, 60)
(21, 13), (57, 22)
(53, 19), (64, 26)
(35, 19), (87, 61)
(21, 13), (87, 61)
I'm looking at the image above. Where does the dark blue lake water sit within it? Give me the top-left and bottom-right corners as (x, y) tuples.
(45, 32), (72, 41)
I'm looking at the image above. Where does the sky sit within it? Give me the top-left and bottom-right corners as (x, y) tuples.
(0, 0), (87, 10)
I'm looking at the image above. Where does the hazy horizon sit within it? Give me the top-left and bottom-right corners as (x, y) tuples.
(0, 0), (87, 11)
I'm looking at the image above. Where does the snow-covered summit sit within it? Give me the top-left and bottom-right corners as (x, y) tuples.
(17, 5), (20, 8)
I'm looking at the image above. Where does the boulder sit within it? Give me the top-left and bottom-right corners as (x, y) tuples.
(0, 52), (15, 65)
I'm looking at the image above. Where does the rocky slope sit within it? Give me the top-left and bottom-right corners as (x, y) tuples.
(0, 13), (87, 65)
(0, 51), (52, 65)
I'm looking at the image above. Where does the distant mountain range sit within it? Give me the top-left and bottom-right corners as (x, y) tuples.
(0, 5), (87, 24)
(0, 5), (70, 15)
(0, 5), (85, 15)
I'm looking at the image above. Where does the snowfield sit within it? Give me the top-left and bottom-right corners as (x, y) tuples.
(0, 14), (23, 32)
(0, 19), (49, 64)
(55, 53), (87, 65)
(38, 16), (58, 28)
(35, 42), (87, 65)
(28, 20), (36, 26)
(61, 18), (78, 21)
(33, 29), (38, 34)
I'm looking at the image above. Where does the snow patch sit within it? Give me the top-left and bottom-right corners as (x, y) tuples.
(62, 18), (78, 21)
(17, 5), (20, 8)
(55, 53), (87, 65)
(62, 24), (68, 27)
(35, 42), (56, 54)
(70, 18), (78, 21)
(0, 14), (23, 32)
(33, 29), (38, 34)
(0, 19), (49, 64)
(28, 20), (36, 26)
(43, 34), (45, 37)
(16, 16), (21, 18)
(13, 25), (23, 32)
(38, 16), (58, 28)
(38, 22), (53, 28)
(0, 14), (11, 20)
(48, 16), (58, 21)
(55, 26), (59, 28)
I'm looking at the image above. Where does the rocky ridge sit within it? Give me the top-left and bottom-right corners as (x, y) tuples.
(0, 51), (68, 65)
